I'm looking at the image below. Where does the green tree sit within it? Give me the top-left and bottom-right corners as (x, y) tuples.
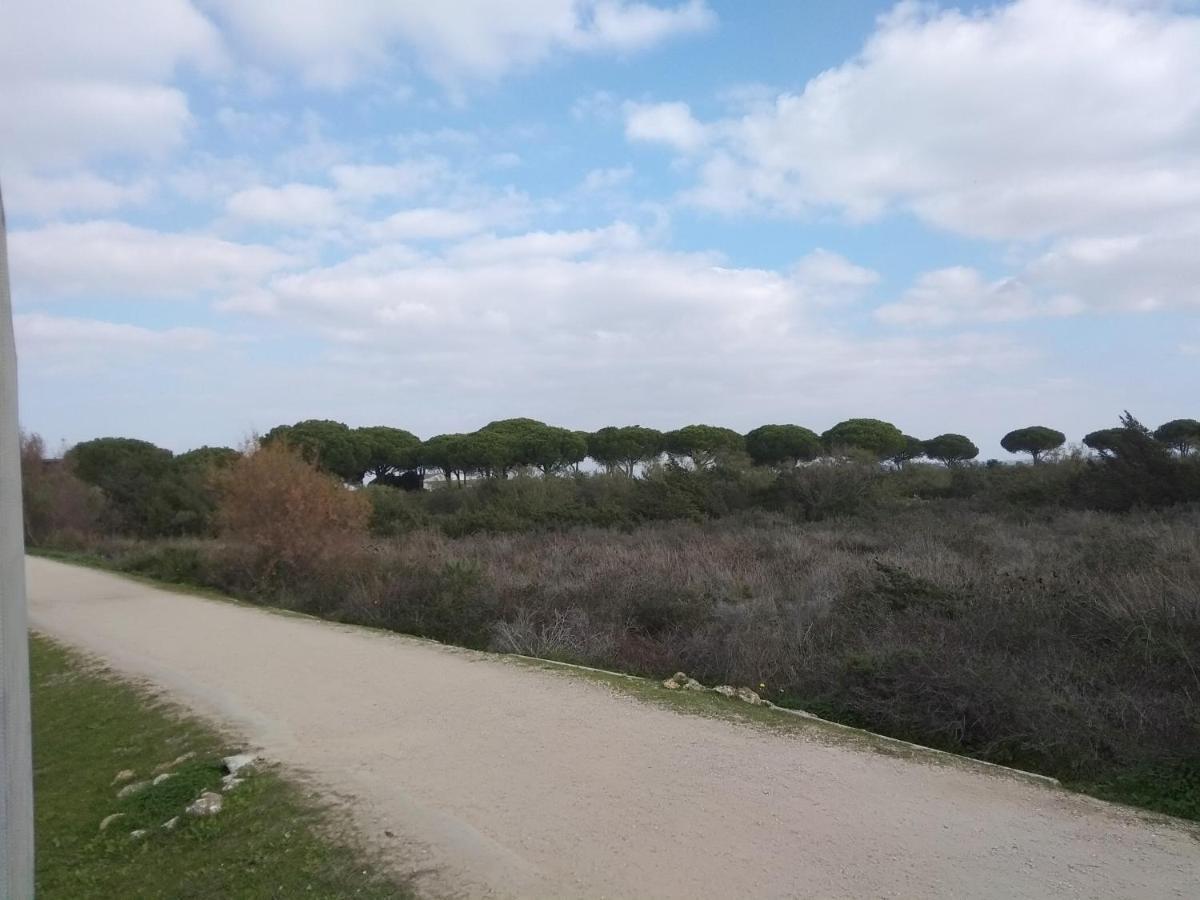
(462, 429), (516, 478)
(587, 426), (664, 476)
(922, 433), (979, 466)
(664, 424), (744, 470)
(65, 437), (189, 536)
(744, 424), (822, 468)
(175, 446), (240, 471)
(889, 435), (926, 467)
(355, 426), (421, 480)
(525, 426), (588, 476)
(475, 418), (560, 475)
(261, 420), (368, 483)
(1152, 419), (1200, 456)
(1000, 426), (1065, 465)
(419, 434), (471, 484)
(821, 418), (906, 459)
(1083, 428), (1124, 458)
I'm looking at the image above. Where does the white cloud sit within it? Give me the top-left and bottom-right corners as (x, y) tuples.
(204, 0), (714, 89)
(3, 169), (154, 218)
(640, 0), (1200, 241)
(625, 101), (709, 152)
(446, 222), (642, 263)
(580, 166), (634, 192)
(14, 313), (219, 378)
(10, 221), (295, 299)
(0, 0), (223, 168)
(1027, 229), (1200, 312)
(329, 160), (447, 200)
(226, 183), (343, 227)
(15, 313), (216, 351)
(791, 250), (879, 305)
(364, 187), (534, 242)
(205, 226), (1030, 438)
(586, 0), (715, 51)
(366, 209), (490, 242)
(876, 267), (1083, 326)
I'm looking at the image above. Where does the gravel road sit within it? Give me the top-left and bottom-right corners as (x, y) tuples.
(27, 556), (1200, 899)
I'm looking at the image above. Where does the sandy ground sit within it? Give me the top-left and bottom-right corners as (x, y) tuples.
(26, 557), (1200, 899)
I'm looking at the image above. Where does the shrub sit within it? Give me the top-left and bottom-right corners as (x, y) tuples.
(759, 463), (879, 520)
(216, 442), (370, 580)
(20, 432), (103, 545)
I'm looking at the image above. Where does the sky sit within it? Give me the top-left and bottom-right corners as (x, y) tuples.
(3, 0), (1199, 458)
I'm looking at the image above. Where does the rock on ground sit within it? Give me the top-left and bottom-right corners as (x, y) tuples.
(116, 780), (151, 799)
(222, 753), (257, 776)
(185, 791), (223, 817)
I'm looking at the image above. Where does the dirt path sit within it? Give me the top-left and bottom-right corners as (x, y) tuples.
(26, 557), (1200, 899)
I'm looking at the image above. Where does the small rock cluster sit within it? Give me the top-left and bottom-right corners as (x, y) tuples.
(100, 751), (259, 840)
(662, 672), (765, 706)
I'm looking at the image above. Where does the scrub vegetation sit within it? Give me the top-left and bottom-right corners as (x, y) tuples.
(22, 411), (1200, 821)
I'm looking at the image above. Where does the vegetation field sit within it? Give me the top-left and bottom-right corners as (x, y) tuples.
(31, 636), (410, 899)
(22, 412), (1200, 822)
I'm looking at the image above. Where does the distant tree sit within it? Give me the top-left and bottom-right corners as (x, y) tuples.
(1076, 412), (1191, 510)
(664, 424), (744, 470)
(66, 437), (176, 535)
(172, 446), (242, 534)
(355, 426), (421, 481)
(889, 435), (926, 468)
(1083, 428), (1124, 458)
(1000, 426), (1065, 465)
(922, 433), (979, 466)
(475, 418), (555, 475)
(65, 436), (222, 536)
(567, 431), (591, 474)
(744, 424), (822, 468)
(462, 429), (516, 478)
(587, 426), (664, 476)
(262, 420), (368, 483)
(176, 446), (241, 471)
(419, 433), (471, 484)
(821, 418), (906, 459)
(67, 436), (173, 487)
(1152, 419), (1200, 456)
(524, 426), (588, 476)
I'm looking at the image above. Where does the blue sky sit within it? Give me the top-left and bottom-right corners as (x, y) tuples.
(3, 0), (1198, 457)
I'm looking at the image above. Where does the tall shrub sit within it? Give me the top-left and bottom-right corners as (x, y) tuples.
(217, 442), (370, 577)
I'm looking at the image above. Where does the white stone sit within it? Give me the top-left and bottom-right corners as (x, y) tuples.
(185, 791), (224, 817)
(116, 780), (151, 799)
(222, 753), (257, 776)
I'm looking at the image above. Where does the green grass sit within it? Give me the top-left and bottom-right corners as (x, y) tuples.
(32, 635), (412, 899)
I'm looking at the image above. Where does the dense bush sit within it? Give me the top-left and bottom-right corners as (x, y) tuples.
(20, 433), (103, 544)
(52, 503), (1200, 813)
(216, 442), (370, 581)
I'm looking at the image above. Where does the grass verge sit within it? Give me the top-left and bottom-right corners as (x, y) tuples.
(32, 634), (412, 899)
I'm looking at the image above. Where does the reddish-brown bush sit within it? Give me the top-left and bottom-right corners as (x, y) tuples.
(216, 441), (369, 579)
(20, 431), (103, 545)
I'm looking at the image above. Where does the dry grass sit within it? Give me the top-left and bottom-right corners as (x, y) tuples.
(61, 502), (1200, 805)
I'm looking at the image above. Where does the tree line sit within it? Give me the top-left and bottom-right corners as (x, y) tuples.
(21, 411), (1200, 541)
(261, 415), (1200, 482)
(59, 415), (1200, 496)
